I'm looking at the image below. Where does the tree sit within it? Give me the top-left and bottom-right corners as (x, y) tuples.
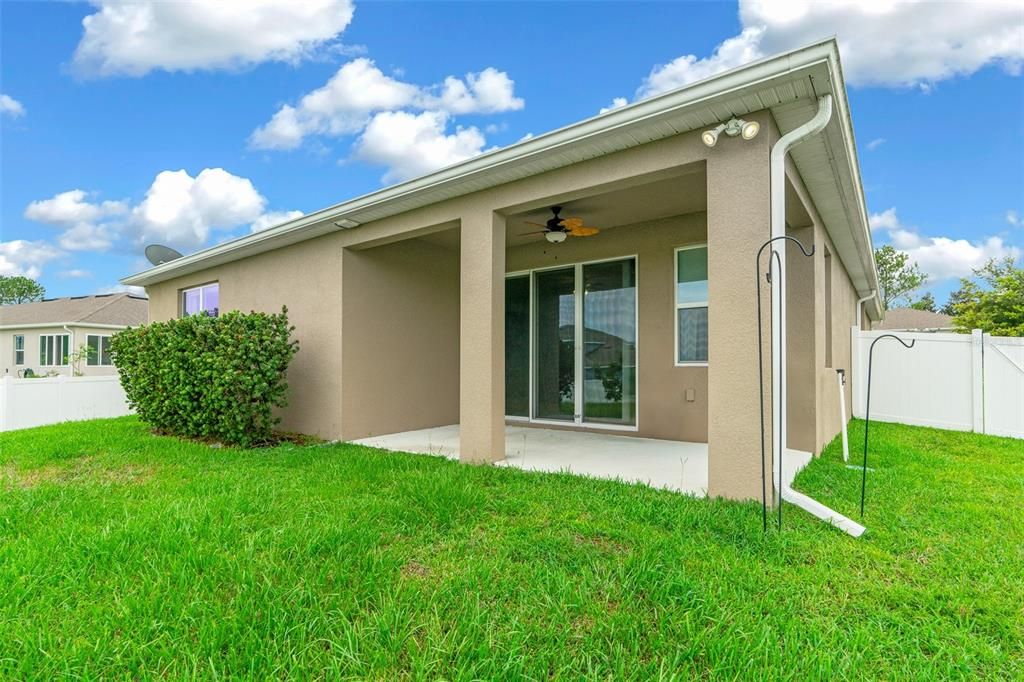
(910, 292), (936, 312)
(0, 275), (46, 305)
(874, 245), (927, 309)
(941, 285), (971, 316)
(950, 257), (1024, 337)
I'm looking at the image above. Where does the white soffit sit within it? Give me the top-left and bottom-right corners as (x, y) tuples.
(123, 38), (878, 317)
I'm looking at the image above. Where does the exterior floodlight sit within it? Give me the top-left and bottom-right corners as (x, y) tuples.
(701, 123), (726, 147)
(545, 230), (567, 244)
(703, 118), (760, 147)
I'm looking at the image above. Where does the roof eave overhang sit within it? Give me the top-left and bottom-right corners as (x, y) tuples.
(122, 37), (879, 319)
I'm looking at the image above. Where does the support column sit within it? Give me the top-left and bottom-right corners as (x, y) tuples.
(706, 114), (772, 500)
(459, 208), (506, 463)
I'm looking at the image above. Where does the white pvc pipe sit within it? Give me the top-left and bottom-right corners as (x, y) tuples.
(770, 95), (865, 538)
(837, 370), (849, 462)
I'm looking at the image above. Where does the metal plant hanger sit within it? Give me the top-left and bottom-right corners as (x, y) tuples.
(755, 235), (815, 532)
(860, 333), (915, 518)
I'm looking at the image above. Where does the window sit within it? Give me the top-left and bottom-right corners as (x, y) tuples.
(675, 245), (708, 364)
(39, 334), (71, 366)
(86, 335), (113, 366)
(182, 282), (219, 317)
(13, 335), (25, 365)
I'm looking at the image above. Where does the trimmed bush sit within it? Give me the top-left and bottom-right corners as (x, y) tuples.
(111, 308), (299, 447)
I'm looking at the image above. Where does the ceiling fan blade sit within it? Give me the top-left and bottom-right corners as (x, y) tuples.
(519, 230), (550, 236)
(524, 220), (550, 228)
(559, 217), (584, 229)
(569, 226), (600, 237)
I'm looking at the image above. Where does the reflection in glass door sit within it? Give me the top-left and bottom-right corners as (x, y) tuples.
(582, 259), (636, 426)
(505, 276), (530, 417)
(533, 267), (576, 421)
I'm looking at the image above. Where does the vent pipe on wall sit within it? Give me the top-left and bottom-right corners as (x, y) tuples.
(769, 94), (865, 538)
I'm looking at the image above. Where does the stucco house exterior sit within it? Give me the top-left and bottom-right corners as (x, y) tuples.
(123, 39), (882, 507)
(0, 293), (148, 377)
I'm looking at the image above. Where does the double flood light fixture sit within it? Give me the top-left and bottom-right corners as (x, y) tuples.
(701, 117), (760, 147)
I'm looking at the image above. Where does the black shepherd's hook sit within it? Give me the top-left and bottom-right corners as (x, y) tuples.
(861, 333), (915, 518)
(755, 235), (815, 532)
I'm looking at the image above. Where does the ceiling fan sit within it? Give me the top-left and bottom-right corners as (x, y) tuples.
(523, 206), (601, 243)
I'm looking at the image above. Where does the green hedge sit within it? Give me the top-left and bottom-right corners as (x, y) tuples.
(111, 308), (299, 447)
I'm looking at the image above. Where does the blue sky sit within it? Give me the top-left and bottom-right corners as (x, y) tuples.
(2, 1), (1022, 306)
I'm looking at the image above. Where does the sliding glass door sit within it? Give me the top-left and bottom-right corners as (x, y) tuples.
(582, 259), (636, 426)
(505, 257), (637, 428)
(533, 267), (576, 421)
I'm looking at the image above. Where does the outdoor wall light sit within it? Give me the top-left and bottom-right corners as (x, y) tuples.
(701, 117), (760, 147)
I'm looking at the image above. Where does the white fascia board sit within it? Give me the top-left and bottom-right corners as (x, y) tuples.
(0, 322), (130, 331)
(123, 38), (865, 288)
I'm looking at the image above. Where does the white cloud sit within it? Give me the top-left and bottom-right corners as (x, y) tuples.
(869, 207), (900, 232)
(96, 284), (147, 297)
(1007, 210), (1021, 227)
(634, 0), (1023, 99)
(251, 210), (304, 233)
(867, 138), (886, 151)
(0, 93), (25, 118)
(59, 269), (93, 279)
(638, 27), (764, 98)
(72, 0), (355, 77)
(353, 110), (487, 183)
(0, 240), (64, 279)
(250, 58), (523, 151)
(873, 207), (1021, 280)
(24, 189), (126, 226)
(599, 97), (628, 114)
(59, 224), (117, 252)
(130, 168), (267, 249)
(435, 67), (524, 114)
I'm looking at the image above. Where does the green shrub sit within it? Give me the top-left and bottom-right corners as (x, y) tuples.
(111, 308), (299, 447)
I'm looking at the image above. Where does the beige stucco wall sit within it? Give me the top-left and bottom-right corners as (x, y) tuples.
(1, 326), (126, 377)
(147, 233), (344, 439)
(506, 212), (708, 443)
(340, 237), (461, 441)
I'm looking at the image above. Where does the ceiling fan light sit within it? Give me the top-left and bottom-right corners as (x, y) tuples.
(545, 230), (567, 244)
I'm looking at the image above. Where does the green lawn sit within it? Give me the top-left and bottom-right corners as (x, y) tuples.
(1, 418), (1021, 679)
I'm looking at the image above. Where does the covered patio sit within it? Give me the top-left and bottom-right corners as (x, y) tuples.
(352, 425), (812, 497)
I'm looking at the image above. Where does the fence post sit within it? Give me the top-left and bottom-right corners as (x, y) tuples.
(971, 329), (985, 434)
(850, 326), (862, 418)
(0, 376), (10, 432)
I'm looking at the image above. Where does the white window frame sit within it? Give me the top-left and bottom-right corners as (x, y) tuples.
(14, 334), (25, 365)
(181, 282), (219, 317)
(504, 254), (640, 433)
(674, 243), (709, 367)
(86, 334), (113, 366)
(39, 334), (71, 367)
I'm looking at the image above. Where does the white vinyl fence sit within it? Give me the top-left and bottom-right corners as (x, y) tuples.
(0, 375), (132, 432)
(851, 327), (1024, 439)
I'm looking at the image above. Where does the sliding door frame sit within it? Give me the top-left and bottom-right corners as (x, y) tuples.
(505, 254), (639, 433)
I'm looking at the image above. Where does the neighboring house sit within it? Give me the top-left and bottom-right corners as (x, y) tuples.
(0, 293), (148, 377)
(123, 39), (883, 502)
(875, 308), (955, 332)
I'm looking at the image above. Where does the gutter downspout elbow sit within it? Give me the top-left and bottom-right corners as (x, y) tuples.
(769, 95), (865, 538)
(856, 290), (876, 330)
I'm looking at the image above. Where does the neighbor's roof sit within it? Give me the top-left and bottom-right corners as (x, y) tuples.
(876, 308), (954, 331)
(0, 293), (149, 329)
(123, 37), (882, 319)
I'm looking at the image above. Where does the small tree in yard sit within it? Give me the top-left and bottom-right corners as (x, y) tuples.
(949, 258), (1024, 337)
(111, 308), (299, 447)
(910, 292), (937, 312)
(874, 245), (927, 309)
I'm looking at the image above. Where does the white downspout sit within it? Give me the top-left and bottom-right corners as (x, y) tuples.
(770, 94), (865, 538)
(856, 290), (876, 330)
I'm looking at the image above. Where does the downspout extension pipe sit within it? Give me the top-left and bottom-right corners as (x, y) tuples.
(856, 290), (876, 330)
(769, 94), (865, 538)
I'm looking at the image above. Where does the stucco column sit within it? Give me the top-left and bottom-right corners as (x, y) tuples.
(459, 209), (506, 463)
(706, 112), (772, 501)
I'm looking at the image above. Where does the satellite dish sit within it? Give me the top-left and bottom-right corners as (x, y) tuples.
(145, 244), (184, 266)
